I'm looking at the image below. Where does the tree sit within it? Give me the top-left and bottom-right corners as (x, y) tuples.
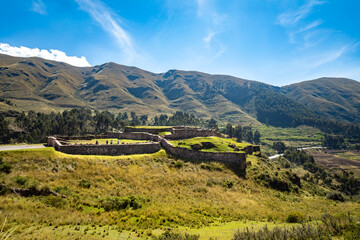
(253, 130), (261, 144)
(140, 115), (148, 125)
(322, 134), (346, 149)
(233, 125), (242, 142)
(0, 114), (10, 143)
(272, 141), (286, 153)
(225, 123), (233, 137)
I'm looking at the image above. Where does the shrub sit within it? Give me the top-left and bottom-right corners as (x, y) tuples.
(343, 223), (360, 240)
(154, 231), (200, 240)
(0, 184), (9, 195)
(326, 191), (345, 202)
(171, 160), (184, 169)
(101, 196), (149, 211)
(200, 163), (223, 171)
(286, 212), (304, 223)
(79, 179), (91, 188)
(13, 176), (29, 186)
(54, 185), (71, 195)
(222, 179), (234, 189)
(0, 157), (11, 174)
(43, 196), (67, 208)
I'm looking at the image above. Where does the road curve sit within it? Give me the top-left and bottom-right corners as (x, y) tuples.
(268, 146), (323, 160)
(0, 144), (46, 151)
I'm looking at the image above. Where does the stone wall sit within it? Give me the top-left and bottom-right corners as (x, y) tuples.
(165, 128), (222, 140)
(106, 132), (160, 141)
(124, 127), (173, 134)
(46, 136), (161, 156)
(57, 142), (161, 156)
(159, 138), (246, 170)
(47, 130), (254, 172)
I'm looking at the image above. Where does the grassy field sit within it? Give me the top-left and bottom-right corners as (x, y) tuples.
(169, 137), (251, 153)
(0, 147), (359, 239)
(305, 149), (360, 178)
(158, 132), (172, 136)
(67, 139), (148, 144)
(254, 125), (323, 156)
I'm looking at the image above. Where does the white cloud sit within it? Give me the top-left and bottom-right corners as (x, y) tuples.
(203, 31), (217, 48)
(75, 0), (137, 61)
(297, 20), (323, 34)
(312, 40), (360, 68)
(31, 0), (47, 15)
(278, 0), (326, 26)
(0, 43), (91, 67)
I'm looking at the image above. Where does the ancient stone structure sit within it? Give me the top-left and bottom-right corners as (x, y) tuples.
(46, 136), (161, 156)
(47, 126), (259, 172)
(165, 127), (222, 140)
(124, 126), (172, 134)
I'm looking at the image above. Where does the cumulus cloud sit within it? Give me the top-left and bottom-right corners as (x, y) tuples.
(0, 43), (91, 67)
(75, 0), (137, 61)
(31, 0), (47, 15)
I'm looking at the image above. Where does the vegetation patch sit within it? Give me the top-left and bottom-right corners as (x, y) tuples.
(170, 137), (250, 153)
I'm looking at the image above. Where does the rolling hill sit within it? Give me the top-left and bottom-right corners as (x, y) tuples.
(281, 78), (360, 124)
(0, 53), (359, 126)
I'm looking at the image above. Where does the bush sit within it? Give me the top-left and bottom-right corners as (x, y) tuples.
(43, 196), (67, 208)
(0, 184), (9, 195)
(154, 231), (200, 240)
(200, 163), (223, 171)
(79, 179), (91, 188)
(13, 176), (29, 186)
(0, 157), (11, 174)
(171, 160), (184, 169)
(286, 212), (304, 223)
(343, 223), (360, 240)
(101, 196), (149, 211)
(326, 191), (345, 202)
(222, 179), (234, 189)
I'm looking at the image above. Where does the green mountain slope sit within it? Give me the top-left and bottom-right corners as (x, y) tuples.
(1, 54), (359, 127)
(282, 78), (360, 124)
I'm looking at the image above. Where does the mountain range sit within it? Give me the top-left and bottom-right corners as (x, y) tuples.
(0, 53), (359, 126)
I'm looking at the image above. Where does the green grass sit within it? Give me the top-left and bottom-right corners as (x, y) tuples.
(127, 126), (173, 129)
(179, 220), (304, 240)
(255, 125), (323, 145)
(67, 139), (148, 144)
(254, 125), (323, 156)
(170, 137), (251, 152)
(0, 148), (359, 239)
(158, 131), (172, 136)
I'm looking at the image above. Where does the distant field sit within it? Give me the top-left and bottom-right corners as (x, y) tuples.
(67, 139), (148, 144)
(256, 125), (322, 145)
(306, 149), (360, 178)
(170, 137), (252, 153)
(255, 125), (323, 156)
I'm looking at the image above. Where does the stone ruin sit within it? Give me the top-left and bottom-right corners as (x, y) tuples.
(47, 126), (260, 172)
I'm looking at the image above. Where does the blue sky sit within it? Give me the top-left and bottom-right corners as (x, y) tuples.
(0, 0), (359, 86)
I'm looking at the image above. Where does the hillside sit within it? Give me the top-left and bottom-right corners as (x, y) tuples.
(1, 54), (360, 127)
(282, 78), (360, 124)
(0, 147), (359, 239)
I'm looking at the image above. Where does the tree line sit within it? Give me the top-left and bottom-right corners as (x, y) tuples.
(222, 123), (261, 144)
(0, 109), (218, 144)
(255, 91), (360, 140)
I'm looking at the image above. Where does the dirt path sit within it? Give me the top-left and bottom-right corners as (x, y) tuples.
(0, 145), (46, 151)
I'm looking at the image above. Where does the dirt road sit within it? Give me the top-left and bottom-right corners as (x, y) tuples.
(0, 145), (46, 151)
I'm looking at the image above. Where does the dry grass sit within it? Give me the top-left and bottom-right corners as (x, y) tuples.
(0, 148), (359, 239)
